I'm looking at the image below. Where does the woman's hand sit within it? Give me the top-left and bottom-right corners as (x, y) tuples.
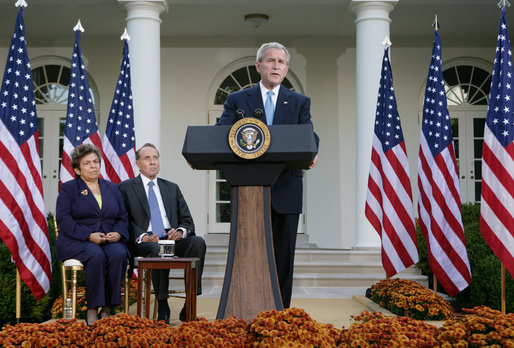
(89, 232), (106, 244)
(105, 232), (121, 243)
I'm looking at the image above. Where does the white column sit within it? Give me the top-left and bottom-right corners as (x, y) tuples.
(118, 0), (167, 150)
(351, 0), (397, 248)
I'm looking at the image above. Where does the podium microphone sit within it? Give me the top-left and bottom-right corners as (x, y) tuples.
(253, 108), (264, 119)
(236, 109), (245, 119)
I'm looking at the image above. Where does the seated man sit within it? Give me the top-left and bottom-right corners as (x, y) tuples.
(119, 143), (206, 323)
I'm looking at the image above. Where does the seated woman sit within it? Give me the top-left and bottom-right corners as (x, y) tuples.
(56, 144), (129, 325)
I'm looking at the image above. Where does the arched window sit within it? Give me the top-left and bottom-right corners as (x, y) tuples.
(443, 64), (491, 106)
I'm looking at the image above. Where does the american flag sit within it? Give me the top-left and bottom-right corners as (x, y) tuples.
(101, 39), (137, 183)
(365, 47), (418, 278)
(417, 29), (472, 296)
(0, 7), (52, 300)
(480, 6), (514, 278)
(59, 29), (105, 184)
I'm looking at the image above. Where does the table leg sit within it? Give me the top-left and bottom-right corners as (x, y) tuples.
(185, 265), (191, 321)
(145, 268), (151, 318)
(137, 265), (143, 316)
(192, 266), (197, 320)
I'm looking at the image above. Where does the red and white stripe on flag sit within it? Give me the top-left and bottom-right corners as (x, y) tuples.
(102, 138), (136, 183)
(417, 29), (471, 296)
(481, 129), (514, 277)
(418, 137), (472, 296)
(0, 7), (52, 300)
(365, 47), (418, 278)
(480, 6), (514, 278)
(0, 126), (52, 300)
(366, 136), (419, 277)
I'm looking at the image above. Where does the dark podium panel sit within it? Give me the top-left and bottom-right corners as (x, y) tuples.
(182, 124), (317, 320)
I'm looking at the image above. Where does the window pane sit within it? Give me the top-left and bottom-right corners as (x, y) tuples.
(475, 160), (482, 180)
(467, 86), (479, 103)
(472, 67), (489, 87)
(456, 65), (472, 84)
(35, 89), (45, 104)
(475, 182), (481, 202)
(474, 139), (483, 159)
(482, 75), (491, 96)
(32, 67), (45, 87)
(473, 118), (486, 138)
(249, 65), (260, 83)
(217, 181), (231, 201)
(45, 65), (61, 83)
(59, 67), (71, 86)
(451, 118), (459, 137)
(232, 67), (250, 89)
(216, 203), (231, 223)
(214, 89), (228, 105)
(38, 118), (44, 166)
(219, 75), (239, 95)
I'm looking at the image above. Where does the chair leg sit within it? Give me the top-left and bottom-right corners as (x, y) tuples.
(60, 264), (68, 319)
(71, 269), (78, 318)
(124, 267), (129, 314)
(153, 295), (157, 320)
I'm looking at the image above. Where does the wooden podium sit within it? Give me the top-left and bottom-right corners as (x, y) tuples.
(182, 124), (317, 320)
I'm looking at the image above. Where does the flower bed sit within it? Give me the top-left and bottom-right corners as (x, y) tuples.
(437, 305), (514, 347)
(370, 278), (455, 321)
(1, 306), (513, 347)
(339, 311), (439, 347)
(246, 307), (340, 347)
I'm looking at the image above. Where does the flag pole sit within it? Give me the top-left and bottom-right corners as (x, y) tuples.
(430, 15), (439, 296)
(14, 0), (28, 325)
(16, 269), (21, 324)
(501, 264), (506, 313)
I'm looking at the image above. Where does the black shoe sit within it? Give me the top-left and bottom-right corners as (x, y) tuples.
(157, 300), (170, 323)
(179, 305), (186, 322)
(157, 314), (169, 324)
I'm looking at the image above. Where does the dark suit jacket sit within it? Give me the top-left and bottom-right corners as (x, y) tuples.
(56, 177), (129, 261)
(118, 175), (195, 245)
(217, 84), (319, 214)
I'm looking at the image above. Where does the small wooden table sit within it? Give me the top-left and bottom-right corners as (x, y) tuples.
(136, 257), (199, 321)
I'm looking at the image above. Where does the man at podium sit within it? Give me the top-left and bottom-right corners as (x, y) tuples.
(217, 42), (319, 308)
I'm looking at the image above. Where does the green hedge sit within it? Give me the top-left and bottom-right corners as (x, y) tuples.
(0, 214), (61, 327)
(416, 203), (513, 313)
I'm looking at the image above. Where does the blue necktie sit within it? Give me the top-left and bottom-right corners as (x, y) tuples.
(148, 181), (165, 238)
(265, 90), (275, 125)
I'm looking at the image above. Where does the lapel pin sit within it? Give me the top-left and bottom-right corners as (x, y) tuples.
(81, 189), (88, 196)
(283, 101), (288, 104)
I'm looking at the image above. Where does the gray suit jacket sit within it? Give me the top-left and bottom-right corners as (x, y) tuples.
(118, 174), (195, 244)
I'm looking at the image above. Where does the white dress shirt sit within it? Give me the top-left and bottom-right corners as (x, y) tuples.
(136, 175), (187, 243)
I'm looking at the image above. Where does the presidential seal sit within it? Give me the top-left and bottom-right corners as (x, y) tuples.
(228, 117), (271, 159)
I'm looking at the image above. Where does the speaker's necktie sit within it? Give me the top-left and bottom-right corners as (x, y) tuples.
(265, 90), (275, 125)
(148, 181), (165, 238)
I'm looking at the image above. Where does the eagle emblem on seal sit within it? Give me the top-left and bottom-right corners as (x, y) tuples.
(239, 127), (261, 150)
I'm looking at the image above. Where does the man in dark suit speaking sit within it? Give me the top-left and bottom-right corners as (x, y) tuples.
(118, 143), (206, 323)
(217, 42), (319, 308)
